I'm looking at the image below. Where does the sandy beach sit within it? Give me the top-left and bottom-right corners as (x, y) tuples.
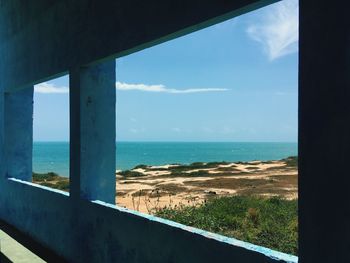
(116, 157), (298, 213)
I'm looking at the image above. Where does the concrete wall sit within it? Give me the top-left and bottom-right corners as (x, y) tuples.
(0, 0), (299, 262)
(0, 0), (277, 91)
(0, 179), (296, 262)
(69, 62), (116, 204)
(4, 88), (33, 181)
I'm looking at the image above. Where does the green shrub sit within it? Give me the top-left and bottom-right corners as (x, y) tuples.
(149, 167), (168, 171)
(33, 172), (59, 182)
(155, 196), (298, 255)
(55, 180), (70, 191)
(118, 170), (146, 177)
(32, 172), (70, 192)
(168, 161), (228, 172)
(170, 170), (210, 177)
(187, 170), (210, 177)
(170, 170), (185, 177)
(133, 164), (149, 169)
(282, 156), (298, 167)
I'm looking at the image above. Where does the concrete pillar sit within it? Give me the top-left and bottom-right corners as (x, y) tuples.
(299, 2), (350, 262)
(70, 60), (116, 203)
(4, 88), (33, 181)
(0, 86), (3, 181)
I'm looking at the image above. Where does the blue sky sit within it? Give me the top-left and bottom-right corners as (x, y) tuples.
(33, 0), (298, 142)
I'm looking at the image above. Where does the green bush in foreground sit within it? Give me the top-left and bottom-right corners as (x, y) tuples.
(155, 196), (298, 255)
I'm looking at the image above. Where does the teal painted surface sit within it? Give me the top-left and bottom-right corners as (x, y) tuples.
(0, 0), (300, 262)
(0, 177), (298, 262)
(0, 0), (278, 91)
(4, 88), (33, 181)
(94, 200), (298, 263)
(0, 84), (3, 183)
(71, 61), (116, 203)
(33, 141), (297, 177)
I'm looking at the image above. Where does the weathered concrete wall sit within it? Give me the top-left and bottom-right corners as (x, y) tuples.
(0, 80), (3, 185)
(0, 62), (296, 262)
(0, 179), (296, 262)
(70, 61), (116, 203)
(0, 0), (299, 262)
(0, 0), (278, 91)
(4, 88), (33, 181)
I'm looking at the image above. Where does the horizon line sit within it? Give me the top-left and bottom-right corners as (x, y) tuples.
(33, 140), (298, 143)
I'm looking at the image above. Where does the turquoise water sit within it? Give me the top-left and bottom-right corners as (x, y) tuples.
(33, 142), (297, 178)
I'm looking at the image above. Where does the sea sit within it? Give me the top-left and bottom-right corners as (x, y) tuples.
(33, 142), (297, 178)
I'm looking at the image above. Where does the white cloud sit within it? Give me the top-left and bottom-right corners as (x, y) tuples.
(115, 82), (228, 94)
(247, 0), (298, 60)
(34, 82), (69, 94)
(34, 81), (228, 94)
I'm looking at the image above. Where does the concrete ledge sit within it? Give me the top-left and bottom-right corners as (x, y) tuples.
(0, 178), (297, 262)
(8, 178), (69, 197)
(93, 200), (298, 263)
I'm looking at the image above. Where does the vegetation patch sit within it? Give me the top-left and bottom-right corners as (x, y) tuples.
(266, 166), (284, 171)
(131, 190), (150, 197)
(170, 170), (248, 177)
(33, 172), (69, 191)
(156, 184), (188, 193)
(246, 162), (261, 165)
(169, 170), (212, 177)
(155, 196), (298, 255)
(187, 170), (211, 177)
(168, 161), (229, 172)
(33, 172), (60, 181)
(118, 170), (146, 178)
(261, 160), (275, 164)
(54, 180), (70, 191)
(148, 167), (169, 171)
(133, 164), (149, 169)
(116, 191), (129, 197)
(170, 170), (186, 177)
(282, 156), (298, 167)
(268, 174), (298, 186)
(216, 166), (241, 172)
(185, 178), (269, 189)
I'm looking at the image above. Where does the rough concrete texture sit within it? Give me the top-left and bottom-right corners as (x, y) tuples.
(69, 61), (116, 203)
(0, 0), (277, 91)
(0, 178), (296, 262)
(4, 88), (33, 181)
(0, 0), (301, 262)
